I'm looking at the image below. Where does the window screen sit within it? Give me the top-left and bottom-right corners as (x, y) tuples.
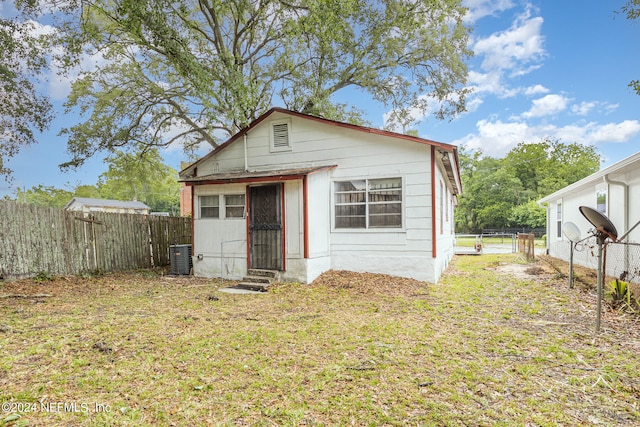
(200, 195), (219, 218)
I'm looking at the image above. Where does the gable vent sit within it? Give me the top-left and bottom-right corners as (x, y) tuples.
(272, 123), (290, 148)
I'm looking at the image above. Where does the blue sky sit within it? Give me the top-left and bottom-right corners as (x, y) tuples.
(2, 0), (640, 197)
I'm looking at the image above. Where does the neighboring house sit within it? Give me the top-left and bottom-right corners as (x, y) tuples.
(65, 197), (150, 215)
(538, 151), (640, 278)
(179, 107), (462, 284)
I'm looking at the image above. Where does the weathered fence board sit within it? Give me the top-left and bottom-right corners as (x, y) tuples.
(0, 201), (191, 279)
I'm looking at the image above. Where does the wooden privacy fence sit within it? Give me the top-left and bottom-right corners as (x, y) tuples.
(0, 201), (191, 279)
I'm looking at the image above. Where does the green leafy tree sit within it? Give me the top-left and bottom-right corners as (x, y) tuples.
(505, 139), (600, 196)
(509, 200), (547, 229)
(97, 148), (180, 214)
(14, 185), (73, 208)
(456, 140), (601, 233)
(0, 6), (53, 179)
(73, 184), (101, 199)
(37, 0), (471, 169)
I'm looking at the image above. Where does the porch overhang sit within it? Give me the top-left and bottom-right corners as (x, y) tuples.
(180, 165), (337, 186)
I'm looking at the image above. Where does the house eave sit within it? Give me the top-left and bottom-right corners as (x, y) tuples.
(181, 165), (337, 186)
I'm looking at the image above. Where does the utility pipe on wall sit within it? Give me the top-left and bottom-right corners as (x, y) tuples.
(603, 174), (629, 275)
(244, 134), (249, 172)
(603, 174), (628, 234)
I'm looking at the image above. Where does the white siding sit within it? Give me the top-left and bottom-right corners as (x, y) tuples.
(192, 183), (248, 280)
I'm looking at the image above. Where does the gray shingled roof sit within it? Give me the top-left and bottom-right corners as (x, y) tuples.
(65, 197), (150, 210)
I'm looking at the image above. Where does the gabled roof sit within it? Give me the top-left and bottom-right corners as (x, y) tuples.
(65, 197), (150, 210)
(179, 107), (461, 193)
(538, 151), (640, 204)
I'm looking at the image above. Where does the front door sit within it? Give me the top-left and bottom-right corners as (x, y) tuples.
(249, 184), (283, 270)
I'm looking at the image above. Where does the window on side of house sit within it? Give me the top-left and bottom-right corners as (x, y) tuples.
(224, 194), (245, 218)
(335, 178), (402, 229)
(556, 200), (562, 238)
(596, 189), (607, 214)
(200, 195), (219, 218)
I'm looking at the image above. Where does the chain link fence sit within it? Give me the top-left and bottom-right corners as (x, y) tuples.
(557, 237), (640, 284)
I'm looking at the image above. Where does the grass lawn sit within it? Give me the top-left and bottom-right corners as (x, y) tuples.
(1, 254), (639, 426)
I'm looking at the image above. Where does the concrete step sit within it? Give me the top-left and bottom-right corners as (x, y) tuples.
(242, 275), (273, 284)
(247, 269), (278, 279)
(236, 269), (278, 292)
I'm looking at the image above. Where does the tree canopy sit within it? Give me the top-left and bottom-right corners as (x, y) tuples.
(29, 0), (471, 169)
(97, 148), (180, 214)
(456, 139), (601, 233)
(0, 8), (53, 179)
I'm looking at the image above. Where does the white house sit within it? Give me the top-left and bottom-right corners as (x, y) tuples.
(179, 108), (462, 284)
(538, 151), (640, 280)
(65, 197), (150, 215)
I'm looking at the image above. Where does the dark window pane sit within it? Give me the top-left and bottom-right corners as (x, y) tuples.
(368, 191), (401, 202)
(369, 213), (402, 228)
(335, 204), (365, 228)
(201, 206), (220, 218)
(336, 180), (366, 192)
(225, 194), (245, 206)
(226, 207), (244, 218)
(369, 203), (402, 215)
(336, 216), (366, 228)
(336, 192), (366, 204)
(200, 196), (219, 207)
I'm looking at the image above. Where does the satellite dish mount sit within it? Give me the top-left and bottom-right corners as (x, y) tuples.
(579, 206), (618, 332)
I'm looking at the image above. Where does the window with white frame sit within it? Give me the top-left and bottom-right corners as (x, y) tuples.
(199, 194), (245, 219)
(334, 178), (402, 229)
(224, 194), (245, 218)
(200, 195), (219, 218)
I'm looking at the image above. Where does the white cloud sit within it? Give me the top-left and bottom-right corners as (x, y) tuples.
(454, 119), (640, 157)
(465, 96), (484, 113)
(523, 84), (549, 96)
(604, 103), (619, 114)
(571, 101), (596, 116)
(521, 94), (569, 118)
(462, 0), (516, 23)
(569, 101), (619, 117)
(451, 6), (547, 110)
(589, 120), (640, 143)
(473, 10), (545, 73)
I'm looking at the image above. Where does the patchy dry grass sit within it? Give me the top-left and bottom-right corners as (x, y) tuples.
(1, 255), (639, 426)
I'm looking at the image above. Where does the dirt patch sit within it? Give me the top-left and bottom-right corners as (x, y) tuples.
(486, 261), (557, 281)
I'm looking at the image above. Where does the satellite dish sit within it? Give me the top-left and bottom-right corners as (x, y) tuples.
(562, 222), (582, 242)
(579, 206), (618, 242)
